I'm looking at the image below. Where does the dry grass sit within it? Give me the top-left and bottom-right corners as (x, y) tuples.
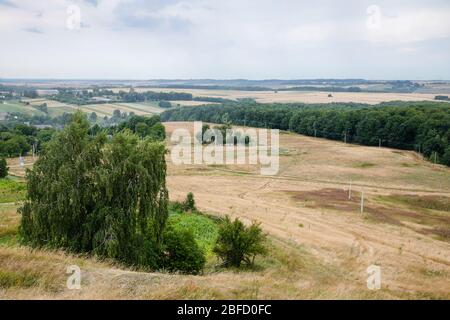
(1, 122), (450, 299)
(110, 87), (449, 104)
(164, 122), (450, 299)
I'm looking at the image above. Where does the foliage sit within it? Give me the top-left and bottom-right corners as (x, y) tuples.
(115, 115), (166, 141)
(0, 123), (56, 157)
(0, 179), (26, 203)
(160, 226), (206, 274)
(167, 209), (219, 256)
(158, 101), (172, 108)
(19, 111), (169, 269)
(0, 158), (8, 178)
(183, 192), (196, 211)
(213, 216), (267, 268)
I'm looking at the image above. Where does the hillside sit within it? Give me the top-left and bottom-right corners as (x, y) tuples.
(1, 122), (449, 299)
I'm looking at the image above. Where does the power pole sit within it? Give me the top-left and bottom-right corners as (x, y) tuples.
(360, 191), (364, 214)
(344, 132), (347, 144)
(314, 129), (317, 138)
(348, 180), (352, 200)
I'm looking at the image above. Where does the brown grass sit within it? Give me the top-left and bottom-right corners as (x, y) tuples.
(109, 87), (449, 104)
(2, 122), (450, 299)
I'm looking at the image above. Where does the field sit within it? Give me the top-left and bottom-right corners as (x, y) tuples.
(0, 100), (46, 117)
(20, 99), (168, 117)
(1, 122), (449, 299)
(110, 87), (450, 104)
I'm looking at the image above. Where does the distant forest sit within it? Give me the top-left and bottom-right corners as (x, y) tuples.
(161, 101), (450, 166)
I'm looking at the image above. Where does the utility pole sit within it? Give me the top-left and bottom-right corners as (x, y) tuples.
(360, 191), (364, 214)
(314, 129), (317, 138)
(344, 132), (347, 144)
(348, 180), (352, 200)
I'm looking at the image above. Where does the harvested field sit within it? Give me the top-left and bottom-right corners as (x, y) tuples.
(110, 87), (450, 104)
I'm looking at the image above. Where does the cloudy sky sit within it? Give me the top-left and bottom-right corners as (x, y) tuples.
(1, 0), (449, 80)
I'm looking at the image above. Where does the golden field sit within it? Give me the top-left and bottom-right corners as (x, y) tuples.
(0, 122), (449, 299)
(110, 87), (450, 104)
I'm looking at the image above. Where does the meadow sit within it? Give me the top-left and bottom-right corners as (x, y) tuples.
(0, 122), (449, 299)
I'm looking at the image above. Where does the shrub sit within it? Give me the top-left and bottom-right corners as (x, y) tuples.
(0, 158), (8, 178)
(183, 192), (196, 211)
(213, 216), (267, 268)
(161, 227), (205, 274)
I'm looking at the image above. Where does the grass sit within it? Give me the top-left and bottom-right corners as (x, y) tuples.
(353, 162), (376, 168)
(0, 100), (46, 116)
(168, 208), (219, 257)
(0, 178), (26, 203)
(0, 270), (38, 288)
(378, 194), (450, 212)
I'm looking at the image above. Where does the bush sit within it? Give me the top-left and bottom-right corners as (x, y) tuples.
(0, 158), (8, 178)
(161, 227), (205, 274)
(213, 216), (267, 268)
(183, 192), (196, 211)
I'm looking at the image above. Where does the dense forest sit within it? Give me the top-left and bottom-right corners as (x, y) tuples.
(0, 123), (55, 157)
(161, 101), (450, 166)
(0, 113), (165, 158)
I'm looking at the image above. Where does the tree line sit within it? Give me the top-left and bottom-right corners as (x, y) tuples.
(0, 123), (55, 157)
(161, 101), (450, 166)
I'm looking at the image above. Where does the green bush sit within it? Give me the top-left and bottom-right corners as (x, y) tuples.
(213, 216), (267, 268)
(161, 227), (205, 274)
(0, 158), (8, 178)
(183, 192), (196, 211)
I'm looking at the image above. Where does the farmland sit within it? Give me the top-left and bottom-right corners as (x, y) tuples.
(109, 87), (450, 105)
(17, 98), (168, 117)
(1, 122), (449, 299)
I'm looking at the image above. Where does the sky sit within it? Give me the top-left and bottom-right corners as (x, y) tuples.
(0, 0), (449, 80)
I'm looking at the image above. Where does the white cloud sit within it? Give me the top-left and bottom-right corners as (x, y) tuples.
(0, 0), (449, 79)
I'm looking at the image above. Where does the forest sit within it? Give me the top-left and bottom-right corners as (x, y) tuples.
(161, 101), (450, 166)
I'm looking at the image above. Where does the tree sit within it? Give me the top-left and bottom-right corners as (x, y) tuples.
(19, 111), (169, 268)
(159, 101), (172, 108)
(89, 112), (98, 122)
(213, 216), (267, 268)
(0, 158), (8, 178)
(135, 122), (149, 138)
(112, 109), (122, 119)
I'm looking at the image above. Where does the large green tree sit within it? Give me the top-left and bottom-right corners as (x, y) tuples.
(19, 111), (169, 268)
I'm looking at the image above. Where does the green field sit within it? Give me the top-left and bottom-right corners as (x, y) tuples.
(0, 178), (26, 204)
(0, 100), (46, 117)
(168, 210), (219, 257)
